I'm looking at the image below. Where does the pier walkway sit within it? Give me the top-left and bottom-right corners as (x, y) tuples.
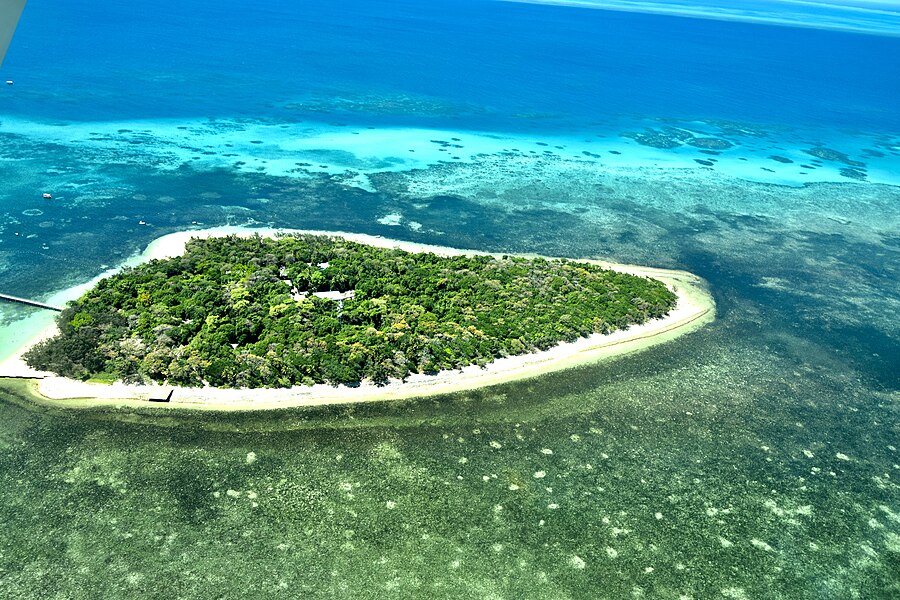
(0, 293), (63, 312)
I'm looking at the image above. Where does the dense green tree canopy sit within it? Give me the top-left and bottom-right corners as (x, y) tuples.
(26, 234), (677, 388)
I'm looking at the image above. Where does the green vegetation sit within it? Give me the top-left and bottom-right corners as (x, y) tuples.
(25, 234), (677, 388)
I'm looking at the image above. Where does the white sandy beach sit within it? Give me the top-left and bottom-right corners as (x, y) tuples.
(0, 227), (715, 411)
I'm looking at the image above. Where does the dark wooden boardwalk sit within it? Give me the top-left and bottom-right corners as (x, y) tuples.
(0, 293), (63, 312)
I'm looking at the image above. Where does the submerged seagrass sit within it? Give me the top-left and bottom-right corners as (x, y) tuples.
(25, 234), (676, 387)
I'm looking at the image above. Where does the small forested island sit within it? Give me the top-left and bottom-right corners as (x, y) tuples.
(25, 234), (677, 388)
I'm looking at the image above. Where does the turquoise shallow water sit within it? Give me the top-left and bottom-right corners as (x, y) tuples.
(0, 0), (898, 597)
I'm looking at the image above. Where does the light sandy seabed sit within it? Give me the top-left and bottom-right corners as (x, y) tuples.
(0, 227), (715, 411)
(6, 116), (899, 189)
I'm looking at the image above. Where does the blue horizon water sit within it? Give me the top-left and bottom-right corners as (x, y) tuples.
(3, 0), (900, 132)
(0, 2), (898, 598)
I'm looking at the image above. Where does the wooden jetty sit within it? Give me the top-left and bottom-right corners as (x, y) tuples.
(149, 390), (174, 403)
(0, 293), (64, 312)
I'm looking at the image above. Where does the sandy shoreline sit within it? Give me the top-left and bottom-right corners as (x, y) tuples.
(0, 227), (715, 411)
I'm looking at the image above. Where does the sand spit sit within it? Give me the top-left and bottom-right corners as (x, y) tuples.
(0, 227), (715, 411)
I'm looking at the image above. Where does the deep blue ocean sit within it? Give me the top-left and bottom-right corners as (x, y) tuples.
(0, 2), (898, 598)
(5, 0), (900, 131)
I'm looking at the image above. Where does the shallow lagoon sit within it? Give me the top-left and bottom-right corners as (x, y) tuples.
(1, 153), (897, 597)
(1, 0), (898, 597)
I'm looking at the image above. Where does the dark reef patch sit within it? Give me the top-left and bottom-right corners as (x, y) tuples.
(804, 146), (865, 168)
(688, 137), (733, 150)
(839, 167), (868, 181)
(623, 127), (692, 149)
